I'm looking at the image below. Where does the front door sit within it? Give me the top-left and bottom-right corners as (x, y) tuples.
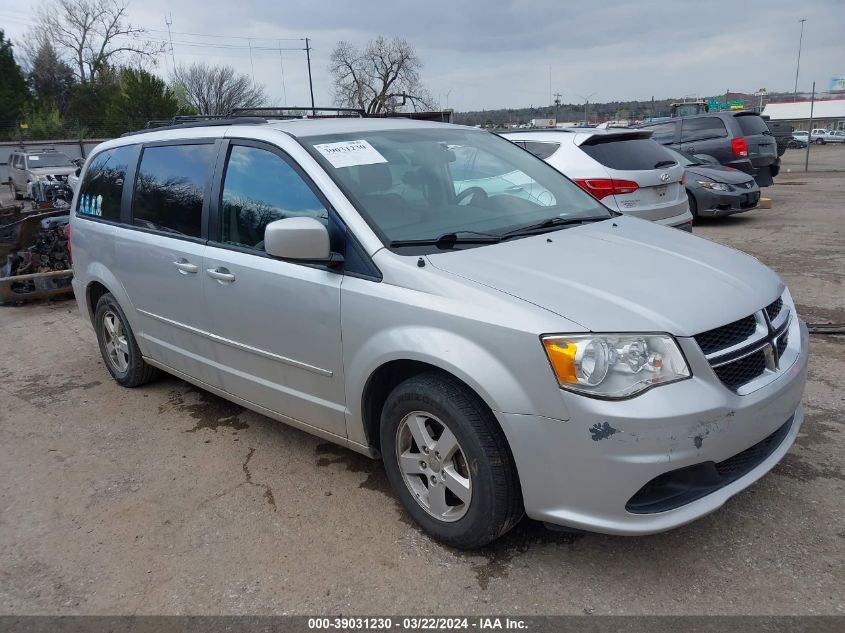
(202, 141), (346, 437)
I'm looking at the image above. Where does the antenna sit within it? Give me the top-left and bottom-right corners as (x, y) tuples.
(165, 14), (176, 73)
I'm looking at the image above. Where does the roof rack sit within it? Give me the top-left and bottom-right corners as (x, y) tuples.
(125, 106), (367, 137)
(122, 116), (268, 137)
(228, 106), (367, 118)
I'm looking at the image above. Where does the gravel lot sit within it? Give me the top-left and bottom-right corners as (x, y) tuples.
(0, 146), (842, 615)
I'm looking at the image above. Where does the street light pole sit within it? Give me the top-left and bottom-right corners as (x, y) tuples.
(794, 18), (806, 95)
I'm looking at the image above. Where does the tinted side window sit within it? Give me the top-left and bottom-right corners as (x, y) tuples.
(641, 122), (676, 144)
(523, 141), (560, 159)
(220, 145), (328, 249)
(681, 117), (728, 142)
(132, 144), (216, 237)
(580, 138), (676, 171)
(77, 145), (136, 221)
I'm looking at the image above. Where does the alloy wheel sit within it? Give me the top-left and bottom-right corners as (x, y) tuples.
(395, 411), (472, 522)
(102, 310), (130, 373)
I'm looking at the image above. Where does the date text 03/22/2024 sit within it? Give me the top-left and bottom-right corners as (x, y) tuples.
(307, 617), (528, 630)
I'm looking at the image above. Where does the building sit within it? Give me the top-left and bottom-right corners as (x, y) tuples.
(762, 99), (845, 132)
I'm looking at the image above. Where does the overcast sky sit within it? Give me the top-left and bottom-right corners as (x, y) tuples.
(1, 0), (843, 111)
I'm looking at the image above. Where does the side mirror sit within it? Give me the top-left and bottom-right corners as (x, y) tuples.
(264, 217), (340, 265)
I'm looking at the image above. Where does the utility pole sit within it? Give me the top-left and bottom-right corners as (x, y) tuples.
(305, 37), (315, 112)
(805, 81), (815, 172)
(165, 15), (176, 74)
(278, 40), (288, 103)
(553, 92), (562, 124)
(794, 18), (806, 95)
(247, 39), (256, 90)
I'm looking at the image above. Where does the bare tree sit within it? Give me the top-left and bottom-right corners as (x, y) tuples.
(29, 0), (165, 82)
(329, 36), (434, 114)
(172, 63), (266, 115)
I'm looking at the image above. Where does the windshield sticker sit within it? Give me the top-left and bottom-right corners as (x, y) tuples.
(314, 140), (387, 168)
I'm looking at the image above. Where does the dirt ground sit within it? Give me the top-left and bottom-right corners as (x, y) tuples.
(0, 147), (842, 616)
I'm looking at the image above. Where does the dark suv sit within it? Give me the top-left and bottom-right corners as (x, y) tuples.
(638, 111), (778, 187)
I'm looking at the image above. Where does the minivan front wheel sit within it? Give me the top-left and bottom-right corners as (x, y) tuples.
(380, 372), (523, 549)
(94, 293), (159, 387)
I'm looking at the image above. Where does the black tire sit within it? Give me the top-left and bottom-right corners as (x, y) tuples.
(94, 293), (159, 387)
(687, 191), (698, 222)
(9, 179), (22, 200)
(380, 371), (523, 549)
(815, 138), (824, 145)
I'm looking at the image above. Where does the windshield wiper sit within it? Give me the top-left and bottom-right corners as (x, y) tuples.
(500, 216), (606, 239)
(653, 160), (677, 168)
(390, 230), (502, 249)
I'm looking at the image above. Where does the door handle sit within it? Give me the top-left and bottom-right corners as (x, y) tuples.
(173, 259), (198, 274)
(206, 267), (236, 283)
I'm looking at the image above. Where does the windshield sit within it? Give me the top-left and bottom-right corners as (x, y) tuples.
(27, 153), (74, 168)
(302, 127), (610, 246)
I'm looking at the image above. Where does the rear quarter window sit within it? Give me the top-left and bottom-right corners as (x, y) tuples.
(735, 114), (770, 136)
(77, 145), (136, 221)
(523, 141), (560, 159)
(132, 144), (216, 238)
(579, 137), (676, 171)
(680, 117), (728, 142)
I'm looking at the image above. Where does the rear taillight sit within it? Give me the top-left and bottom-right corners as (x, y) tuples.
(574, 178), (639, 200)
(679, 173), (685, 185)
(65, 223), (72, 263)
(731, 138), (749, 157)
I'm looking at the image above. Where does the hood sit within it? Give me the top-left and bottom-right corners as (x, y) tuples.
(426, 216), (783, 336)
(28, 166), (77, 177)
(685, 165), (755, 185)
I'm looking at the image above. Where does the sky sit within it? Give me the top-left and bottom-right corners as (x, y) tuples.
(1, 0), (843, 112)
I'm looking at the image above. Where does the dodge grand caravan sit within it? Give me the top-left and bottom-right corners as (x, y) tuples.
(70, 114), (808, 549)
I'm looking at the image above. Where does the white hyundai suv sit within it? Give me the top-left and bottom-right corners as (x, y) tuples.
(502, 129), (693, 230)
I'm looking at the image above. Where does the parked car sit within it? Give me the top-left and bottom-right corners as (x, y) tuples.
(761, 116), (792, 156)
(501, 129), (692, 230)
(7, 148), (78, 200)
(637, 111), (778, 187)
(662, 147), (760, 220)
(70, 115), (807, 548)
(788, 132), (809, 149)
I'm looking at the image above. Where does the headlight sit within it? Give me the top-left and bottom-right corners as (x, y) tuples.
(541, 334), (691, 398)
(696, 181), (730, 191)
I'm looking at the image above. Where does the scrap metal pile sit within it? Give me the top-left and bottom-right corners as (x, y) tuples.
(0, 196), (73, 304)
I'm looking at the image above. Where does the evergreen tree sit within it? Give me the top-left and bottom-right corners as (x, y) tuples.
(0, 31), (30, 137)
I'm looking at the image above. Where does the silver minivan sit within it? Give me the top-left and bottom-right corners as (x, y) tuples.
(70, 116), (808, 548)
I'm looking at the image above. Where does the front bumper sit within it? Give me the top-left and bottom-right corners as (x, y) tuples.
(696, 187), (761, 218)
(498, 320), (808, 535)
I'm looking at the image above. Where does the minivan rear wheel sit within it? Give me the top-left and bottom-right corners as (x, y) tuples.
(380, 372), (523, 549)
(94, 293), (159, 387)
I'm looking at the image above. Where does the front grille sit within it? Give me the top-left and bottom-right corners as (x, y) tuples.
(777, 331), (788, 356)
(694, 314), (757, 355)
(766, 297), (783, 321)
(713, 349), (767, 391)
(626, 417), (793, 514)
